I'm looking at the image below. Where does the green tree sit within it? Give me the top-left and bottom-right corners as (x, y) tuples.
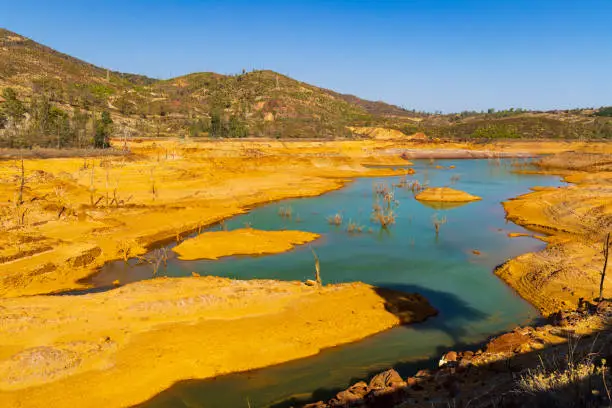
(210, 111), (224, 138)
(30, 95), (52, 135)
(595, 107), (612, 117)
(228, 115), (248, 138)
(1, 88), (26, 123)
(94, 111), (113, 148)
(71, 108), (89, 147)
(189, 117), (210, 137)
(48, 106), (71, 148)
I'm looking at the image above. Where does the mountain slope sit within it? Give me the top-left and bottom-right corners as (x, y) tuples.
(0, 28), (416, 142)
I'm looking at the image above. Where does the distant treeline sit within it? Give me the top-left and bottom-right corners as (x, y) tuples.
(421, 116), (612, 140)
(0, 88), (113, 148)
(444, 106), (612, 119)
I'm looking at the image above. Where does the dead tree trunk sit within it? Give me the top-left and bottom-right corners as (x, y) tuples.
(599, 232), (611, 303)
(17, 157), (25, 206)
(311, 248), (321, 286)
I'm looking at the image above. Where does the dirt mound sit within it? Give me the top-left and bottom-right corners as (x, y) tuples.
(415, 187), (481, 202)
(172, 228), (320, 260)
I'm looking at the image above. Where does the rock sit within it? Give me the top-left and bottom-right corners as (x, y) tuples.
(369, 369), (405, 389)
(434, 371), (450, 385)
(457, 359), (472, 372)
(486, 332), (531, 354)
(406, 377), (418, 387)
(549, 310), (572, 327)
(415, 369), (431, 378)
(305, 279), (318, 286)
(445, 351), (458, 362)
(304, 402), (328, 408)
(439, 351), (457, 367)
(514, 343), (532, 354)
(365, 387), (406, 408)
(463, 351), (474, 360)
(331, 381), (369, 406)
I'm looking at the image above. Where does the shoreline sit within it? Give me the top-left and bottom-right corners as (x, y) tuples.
(2, 140), (611, 408)
(0, 278), (437, 408)
(303, 148), (612, 407)
(0, 141), (412, 297)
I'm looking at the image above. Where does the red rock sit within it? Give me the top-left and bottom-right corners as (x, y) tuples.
(444, 351), (458, 362)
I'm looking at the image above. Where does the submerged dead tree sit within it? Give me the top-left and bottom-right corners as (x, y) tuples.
(311, 247), (321, 286)
(599, 232), (611, 303)
(432, 213), (447, 237)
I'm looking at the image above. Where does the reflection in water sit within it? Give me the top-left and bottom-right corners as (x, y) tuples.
(417, 200), (471, 211)
(109, 159), (562, 408)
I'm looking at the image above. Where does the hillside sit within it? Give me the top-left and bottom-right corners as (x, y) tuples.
(0, 28), (421, 147)
(419, 111), (612, 140)
(1, 27), (611, 148)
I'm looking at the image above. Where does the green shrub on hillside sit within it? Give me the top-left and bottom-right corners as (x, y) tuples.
(595, 106), (612, 117)
(471, 124), (520, 139)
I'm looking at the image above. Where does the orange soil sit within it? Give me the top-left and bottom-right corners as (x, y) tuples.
(173, 228), (320, 260)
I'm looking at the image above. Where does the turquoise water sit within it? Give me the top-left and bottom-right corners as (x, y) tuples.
(93, 159), (561, 408)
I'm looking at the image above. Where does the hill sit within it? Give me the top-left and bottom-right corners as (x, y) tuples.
(418, 110), (612, 140)
(1, 27), (611, 148)
(0, 28), (421, 148)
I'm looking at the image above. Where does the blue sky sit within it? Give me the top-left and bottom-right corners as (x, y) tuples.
(1, 0), (611, 112)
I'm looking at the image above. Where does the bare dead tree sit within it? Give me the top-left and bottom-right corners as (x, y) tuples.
(432, 214), (447, 237)
(599, 232), (611, 303)
(311, 247), (321, 286)
(150, 167), (157, 200)
(89, 164), (95, 206)
(17, 157), (25, 206)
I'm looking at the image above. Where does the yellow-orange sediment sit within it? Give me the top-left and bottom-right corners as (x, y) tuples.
(0, 276), (436, 408)
(1, 138), (612, 407)
(497, 149), (612, 315)
(415, 187), (481, 202)
(173, 228), (320, 260)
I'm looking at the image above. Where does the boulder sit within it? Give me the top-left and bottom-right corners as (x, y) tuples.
(330, 381), (369, 406)
(439, 351), (457, 367)
(304, 402), (328, 408)
(369, 369), (405, 389)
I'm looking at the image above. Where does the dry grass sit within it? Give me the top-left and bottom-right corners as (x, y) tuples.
(278, 206), (293, 219)
(327, 212), (343, 226)
(0, 148), (129, 160)
(517, 336), (612, 407)
(346, 219), (365, 234)
(371, 182), (398, 228)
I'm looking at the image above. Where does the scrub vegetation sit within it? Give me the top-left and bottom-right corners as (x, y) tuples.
(2, 27), (612, 152)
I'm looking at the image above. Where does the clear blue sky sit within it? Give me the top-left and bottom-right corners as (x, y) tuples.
(1, 0), (611, 112)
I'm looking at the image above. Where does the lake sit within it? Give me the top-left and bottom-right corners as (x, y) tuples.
(89, 159), (562, 408)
